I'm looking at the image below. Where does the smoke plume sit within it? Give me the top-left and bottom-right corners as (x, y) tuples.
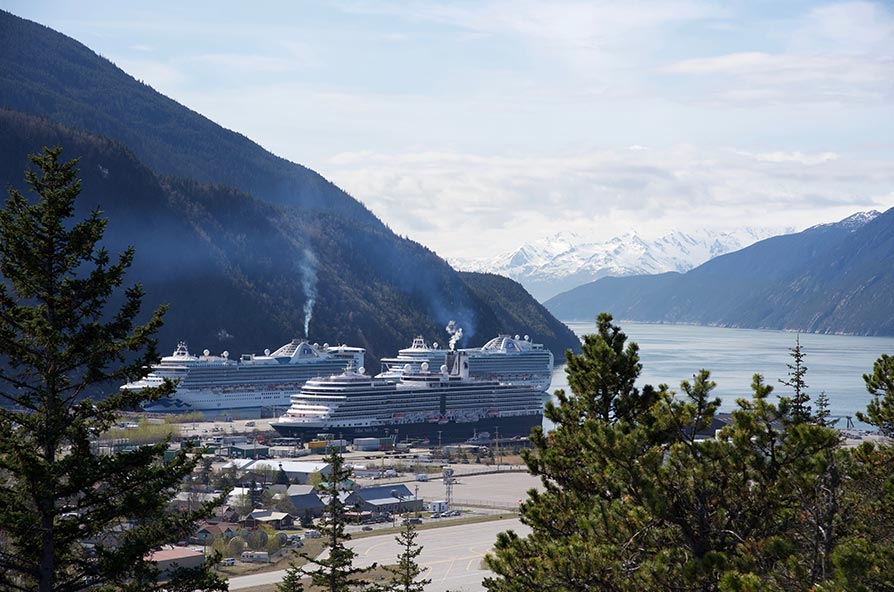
(445, 320), (463, 350)
(301, 248), (318, 338)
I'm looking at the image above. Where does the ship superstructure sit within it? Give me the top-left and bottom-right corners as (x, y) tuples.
(272, 357), (543, 443)
(459, 334), (554, 391)
(377, 334), (554, 391)
(122, 340), (365, 412)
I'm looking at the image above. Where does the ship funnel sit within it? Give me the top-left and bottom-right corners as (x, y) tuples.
(457, 352), (470, 379)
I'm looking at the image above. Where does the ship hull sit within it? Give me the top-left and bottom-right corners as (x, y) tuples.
(270, 413), (543, 444)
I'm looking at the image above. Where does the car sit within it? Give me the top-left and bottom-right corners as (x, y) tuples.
(221, 557), (236, 566)
(362, 525), (373, 531)
(402, 517), (423, 525)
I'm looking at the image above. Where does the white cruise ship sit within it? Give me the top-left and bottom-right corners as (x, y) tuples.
(271, 357), (543, 444)
(377, 334), (554, 391)
(459, 334), (554, 391)
(122, 340), (365, 413)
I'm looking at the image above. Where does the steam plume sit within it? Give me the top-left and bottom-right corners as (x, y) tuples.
(301, 248), (318, 338)
(445, 320), (463, 350)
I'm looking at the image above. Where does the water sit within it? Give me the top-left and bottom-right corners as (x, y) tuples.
(547, 321), (894, 430)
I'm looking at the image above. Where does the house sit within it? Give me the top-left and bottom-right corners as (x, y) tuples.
(226, 459), (332, 484)
(265, 484), (327, 518)
(146, 547), (204, 579)
(210, 504), (240, 523)
(193, 522), (240, 544)
(346, 484), (423, 514)
(243, 509), (294, 530)
(169, 491), (220, 513)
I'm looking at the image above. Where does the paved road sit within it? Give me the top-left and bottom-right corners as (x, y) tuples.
(229, 518), (528, 591)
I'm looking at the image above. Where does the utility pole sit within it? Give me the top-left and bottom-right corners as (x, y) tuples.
(494, 426), (500, 471)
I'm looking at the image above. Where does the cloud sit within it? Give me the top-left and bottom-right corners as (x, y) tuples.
(320, 146), (894, 259)
(664, 1), (894, 105)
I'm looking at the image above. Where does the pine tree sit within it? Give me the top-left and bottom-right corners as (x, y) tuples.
(484, 314), (851, 592)
(298, 448), (378, 592)
(857, 353), (894, 436)
(0, 147), (226, 591)
(276, 566), (306, 592)
(814, 391), (832, 427)
(384, 520), (430, 592)
(276, 464), (291, 485)
(780, 334), (812, 423)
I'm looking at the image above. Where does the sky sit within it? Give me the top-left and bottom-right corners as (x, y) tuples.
(3, 1), (893, 260)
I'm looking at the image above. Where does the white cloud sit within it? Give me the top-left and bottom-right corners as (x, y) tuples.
(665, 1), (894, 105)
(320, 146), (893, 260)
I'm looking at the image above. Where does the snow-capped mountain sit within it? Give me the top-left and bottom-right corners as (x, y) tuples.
(453, 227), (796, 302)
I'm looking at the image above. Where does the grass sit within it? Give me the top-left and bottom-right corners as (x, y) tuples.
(98, 420), (177, 446)
(218, 511), (517, 582)
(214, 538), (326, 578)
(232, 565), (395, 592)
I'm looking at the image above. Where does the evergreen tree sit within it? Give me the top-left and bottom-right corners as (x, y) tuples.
(857, 353), (894, 436)
(276, 567), (305, 592)
(484, 314), (853, 592)
(780, 334), (811, 423)
(276, 464), (291, 485)
(296, 448), (378, 592)
(249, 477), (262, 509)
(384, 520), (430, 592)
(0, 147), (225, 590)
(814, 391), (832, 427)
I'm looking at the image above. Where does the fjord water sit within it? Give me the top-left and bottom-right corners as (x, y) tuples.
(549, 321), (894, 429)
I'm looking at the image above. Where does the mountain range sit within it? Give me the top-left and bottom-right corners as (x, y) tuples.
(0, 10), (581, 367)
(545, 210), (894, 336)
(453, 227), (790, 301)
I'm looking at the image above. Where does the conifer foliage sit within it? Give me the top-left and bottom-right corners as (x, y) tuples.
(780, 334), (811, 423)
(484, 313), (894, 592)
(284, 448), (378, 592)
(0, 147), (224, 591)
(383, 520), (430, 592)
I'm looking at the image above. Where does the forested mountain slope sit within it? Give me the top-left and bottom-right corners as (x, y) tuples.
(0, 10), (579, 364)
(0, 110), (578, 366)
(0, 10), (365, 218)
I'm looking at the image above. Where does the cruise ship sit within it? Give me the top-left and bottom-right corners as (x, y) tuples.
(271, 358), (544, 443)
(377, 334), (554, 391)
(122, 340), (365, 413)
